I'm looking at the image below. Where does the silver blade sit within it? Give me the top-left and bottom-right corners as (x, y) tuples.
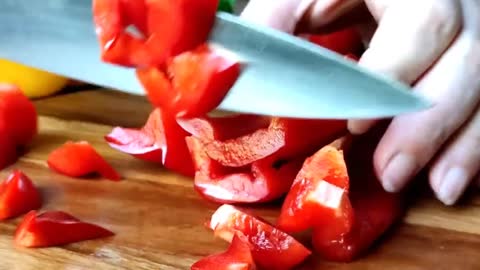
(0, 0), (430, 119)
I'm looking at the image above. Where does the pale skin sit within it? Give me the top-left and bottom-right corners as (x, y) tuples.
(240, 0), (480, 206)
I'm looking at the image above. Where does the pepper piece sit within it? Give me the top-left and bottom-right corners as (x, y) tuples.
(300, 27), (364, 57)
(105, 108), (194, 177)
(312, 125), (404, 262)
(186, 136), (302, 204)
(93, 0), (219, 67)
(14, 210), (114, 248)
(209, 204), (311, 270)
(0, 170), (41, 220)
(277, 145), (353, 235)
(191, 233), (256, 270)
(137, 45), (240, 118)
(47, 141), (121, 181)
(202, 117), (347, 167)
(0, 84), (37, 146)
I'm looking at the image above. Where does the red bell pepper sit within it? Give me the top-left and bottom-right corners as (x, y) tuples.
(47, 141), (121, 181)
(191, 233), (256, 270)
(0, 170), (41, 220)
(178, 114), (271, 142)
(0, 84), (37, 146)
(186, 136), (302, 204)
(14, 210), (114, 248)
(201, 117), (347, 167)
(93, 0), (219, 67)
(277, 145), (353, 236)
(312, 126), (404, 262)
(209, 204), (311, 270)
(105, 108), (194, 177)
(0, 133), (17, 171)
(300, 27), (364, 57)
(137, 45), (240, 118)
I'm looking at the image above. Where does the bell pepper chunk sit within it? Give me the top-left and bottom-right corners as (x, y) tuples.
(300, 27), (364, 57)
(0, 84), (37, 147)
(47, 141), (121, 181)
(312, 126), (404, 262)
(0, 170), (42, 220)
(105, 108), (194, 177)
(186, 136), (302, 204)
(137, 45), (241, 118)
(14, 210), (114, 248)
(277, 145), (353, 234)
(191, 233), (256, 270)
(209, 205), (311, 270)
(177, 114), (271, 142)
(203, 117), (347, 167)
(93, 0), (219, 67)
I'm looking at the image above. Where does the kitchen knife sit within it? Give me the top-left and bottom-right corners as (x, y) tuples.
(0, 0), (431, 119)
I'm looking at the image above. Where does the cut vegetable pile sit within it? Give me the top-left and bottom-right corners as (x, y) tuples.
(0, 1), (405, 269)
(90, 0), (405, 269)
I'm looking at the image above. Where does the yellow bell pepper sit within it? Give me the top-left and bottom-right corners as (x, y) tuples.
(0, 59), (69, 99)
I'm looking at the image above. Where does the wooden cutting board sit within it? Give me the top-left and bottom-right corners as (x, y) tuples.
(1, 88), (479, 270)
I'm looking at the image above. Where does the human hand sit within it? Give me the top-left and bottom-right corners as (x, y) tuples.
(240, 0), (480, 205)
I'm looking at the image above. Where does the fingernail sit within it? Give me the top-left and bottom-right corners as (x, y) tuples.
(381, 153), (418, 192)
(437, 167), (469, 206)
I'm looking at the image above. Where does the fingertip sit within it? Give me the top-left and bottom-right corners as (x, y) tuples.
(347, 119), (376, 134)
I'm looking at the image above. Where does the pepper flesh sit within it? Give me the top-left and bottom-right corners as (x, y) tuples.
(47, 141), (121, 181)
(191, 233), (256, 270)
(209, 204), (311, 270)
(105, 108), (194, 177)
(277, 145), (354, 235)
(0, 170), (42, 220)
(186, 136), (302, 204)
(14, 210), (114, 248)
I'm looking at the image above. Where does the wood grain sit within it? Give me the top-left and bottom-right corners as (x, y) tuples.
(0, 89), (479, 270)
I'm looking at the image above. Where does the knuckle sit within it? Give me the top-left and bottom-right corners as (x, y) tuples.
(425, 0), (462, 36)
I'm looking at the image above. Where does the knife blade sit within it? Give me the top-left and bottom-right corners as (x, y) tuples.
(0, 0), (430, 119)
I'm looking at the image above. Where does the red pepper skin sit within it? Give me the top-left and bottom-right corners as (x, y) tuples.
(47, 141), (121, 181)
(0, 133), (17, 171)
(202, 117), (347, 167)
(191, 234), (256, 270)
(300, 27), (364, 56)
(312, 126), (404, 262)
(105, 108), (194, 177)
(0, 84), (37, 146)
(209, 205), (311, 270)
(186, 136), (302, 204)
(14, 210), (114, 248)
(93, 0), (219, 67)
(277, 145), (353, 235)
(137, 45), (240, 118)
(0, 170), (41, 220)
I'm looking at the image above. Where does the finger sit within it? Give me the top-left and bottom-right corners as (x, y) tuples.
(347, 0), (462, 135)
(429, 107), (480, 205)
(374, 0), (480, 193)
(240, 0), (312, 33)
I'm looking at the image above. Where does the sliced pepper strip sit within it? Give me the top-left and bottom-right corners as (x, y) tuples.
(0, 170), (42, 220)
(14, 210), (114, 248)
(137, 45), (241, 118)
(191, 233), (256, 270)
(105, 108), (194, 177)
(312, 126), (404, 262)
(47, 141), (121, 181)
(277, 145), (353, 235)
(186, 136), (302, 204)
(209, 204), (311, 270)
